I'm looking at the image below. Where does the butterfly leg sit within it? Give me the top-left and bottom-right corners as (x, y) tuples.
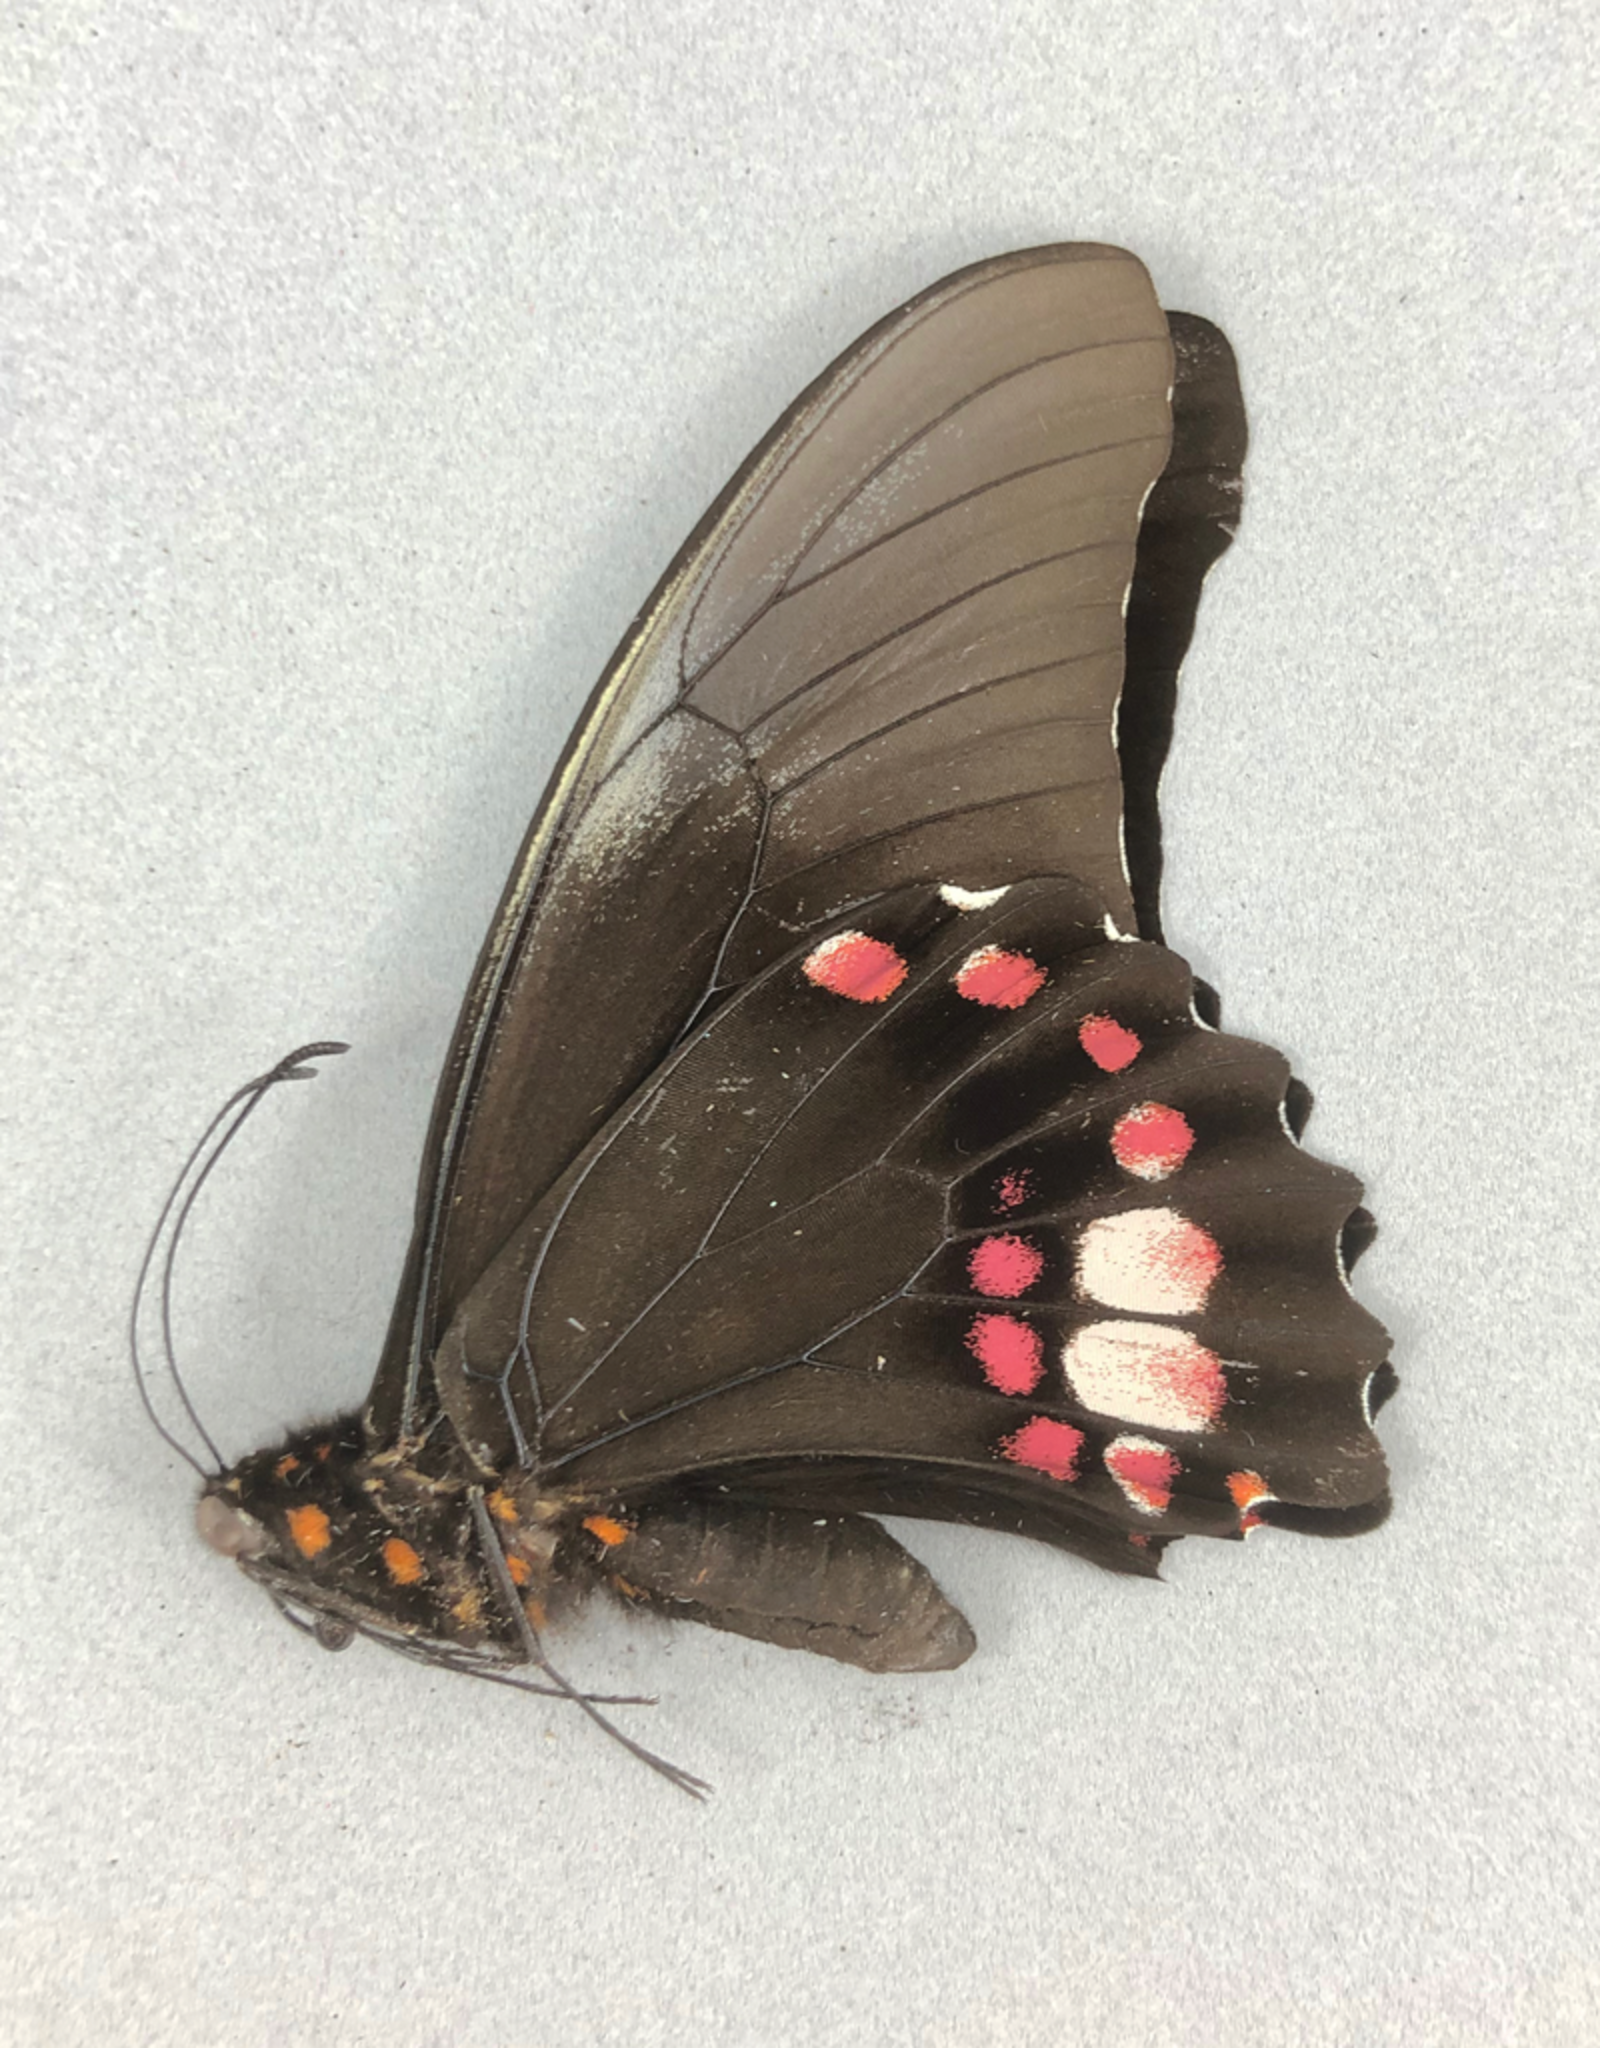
(592, 1496), (976, 1674)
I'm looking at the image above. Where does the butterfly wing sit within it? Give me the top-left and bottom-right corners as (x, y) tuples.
(1119, 312), (1247, 941)
(372, 245), (1248, 1440)
(433, 881), (1388, 1562)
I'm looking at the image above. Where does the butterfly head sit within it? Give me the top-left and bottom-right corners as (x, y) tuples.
(195, 1418), (537, 1656)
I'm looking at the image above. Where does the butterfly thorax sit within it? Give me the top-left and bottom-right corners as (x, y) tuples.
(196, 1420), (613, 1652)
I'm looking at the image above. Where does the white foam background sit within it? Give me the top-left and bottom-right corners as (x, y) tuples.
(4, 6), (1596, 2043)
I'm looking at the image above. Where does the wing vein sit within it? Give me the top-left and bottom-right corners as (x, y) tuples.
(756, 773), (1119, 891)
(767, 661), (1113, 797)
(680, 326), (1168, 693)
(533, 892), (1058, 1430)
(724, 544), (1130, 744)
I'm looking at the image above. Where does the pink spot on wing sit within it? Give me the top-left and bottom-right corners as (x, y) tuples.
(1111, 1103), (1195, 1181)
(954, 946), (1047, 1010)
(1105, 1435), (1181, 1514)
(968, 1233), (1045, 1299)
(1075, 1208), (1223, 1315)
(801, 930), (908, 1003)
(999, 1416), (1084, 1481)
(965, 1314), (1044, 1396)
(992, 1167), (1035, 1213)
(1062, 1322), (1227, 1432)
(1079, 1014), (1142, 1071)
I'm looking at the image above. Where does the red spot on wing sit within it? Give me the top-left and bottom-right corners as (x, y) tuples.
(992, 1167), (1035, 1213)
(965, 1314), (1045, 1395)
(802, 930), (908, 1003)
(1079, 1014), (1142, 1071)
(1105, 1436), (1181, 1514)
(968, 1233), (1045, 1298)
(954, 946), (1047, 1009)
(1110, 1103), (1195, 1181)
(1000, 1416), (1085, 1481)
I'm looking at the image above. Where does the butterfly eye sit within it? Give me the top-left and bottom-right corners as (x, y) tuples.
(313, 1614), (356, 1653)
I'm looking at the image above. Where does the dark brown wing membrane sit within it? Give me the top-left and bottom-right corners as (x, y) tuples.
(432, 881), (1388, 1559)
(1118, 313), (1248, 941)
(372, 245), (1247, 1441)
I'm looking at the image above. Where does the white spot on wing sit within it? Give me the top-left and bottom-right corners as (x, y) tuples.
(939, 883), (1011, 911)
(1075, 1209), (1221, 1315)
(1062, 1320), (1226, 1432)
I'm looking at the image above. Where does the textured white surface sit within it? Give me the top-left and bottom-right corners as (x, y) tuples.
(4, 5), (1597, 2044)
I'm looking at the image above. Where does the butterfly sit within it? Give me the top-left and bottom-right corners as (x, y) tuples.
(135, 244), (1393, 1793)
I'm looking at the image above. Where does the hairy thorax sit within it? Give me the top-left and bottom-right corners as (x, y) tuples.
(195, 1417), (621, 1654)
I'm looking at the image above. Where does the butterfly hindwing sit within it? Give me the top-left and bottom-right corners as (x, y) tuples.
(432, 879), (1387, 1554)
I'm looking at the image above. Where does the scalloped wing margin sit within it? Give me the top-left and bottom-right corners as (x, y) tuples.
(432, 880), (1389, 1564)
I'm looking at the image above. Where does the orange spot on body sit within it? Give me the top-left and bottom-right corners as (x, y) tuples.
(286, 1504), (331, 1558)
(583, 1514), (631, 1548)
(382, 1537), (424, 1585)
(802, 930), (908, 1003)
(273, 1454), (301, 1480)
(487, 1488), (520, 1525)
(506, 1554), (531, 1586)
(312, 1441), (333, 1463)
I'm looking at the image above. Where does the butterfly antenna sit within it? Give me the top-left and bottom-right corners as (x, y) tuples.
(130, 1042), (349, 1478)
(264, 1591), (655, 1706)
(468, 1490), (711, 1799)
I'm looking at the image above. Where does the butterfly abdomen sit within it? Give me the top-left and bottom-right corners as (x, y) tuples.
(590, 1494), (977, 1672)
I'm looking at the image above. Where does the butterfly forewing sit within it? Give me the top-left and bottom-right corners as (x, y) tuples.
(371, 245), (1202, 1440)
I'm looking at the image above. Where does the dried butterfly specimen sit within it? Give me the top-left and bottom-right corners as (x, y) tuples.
(136, 245), (1393, 1792)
